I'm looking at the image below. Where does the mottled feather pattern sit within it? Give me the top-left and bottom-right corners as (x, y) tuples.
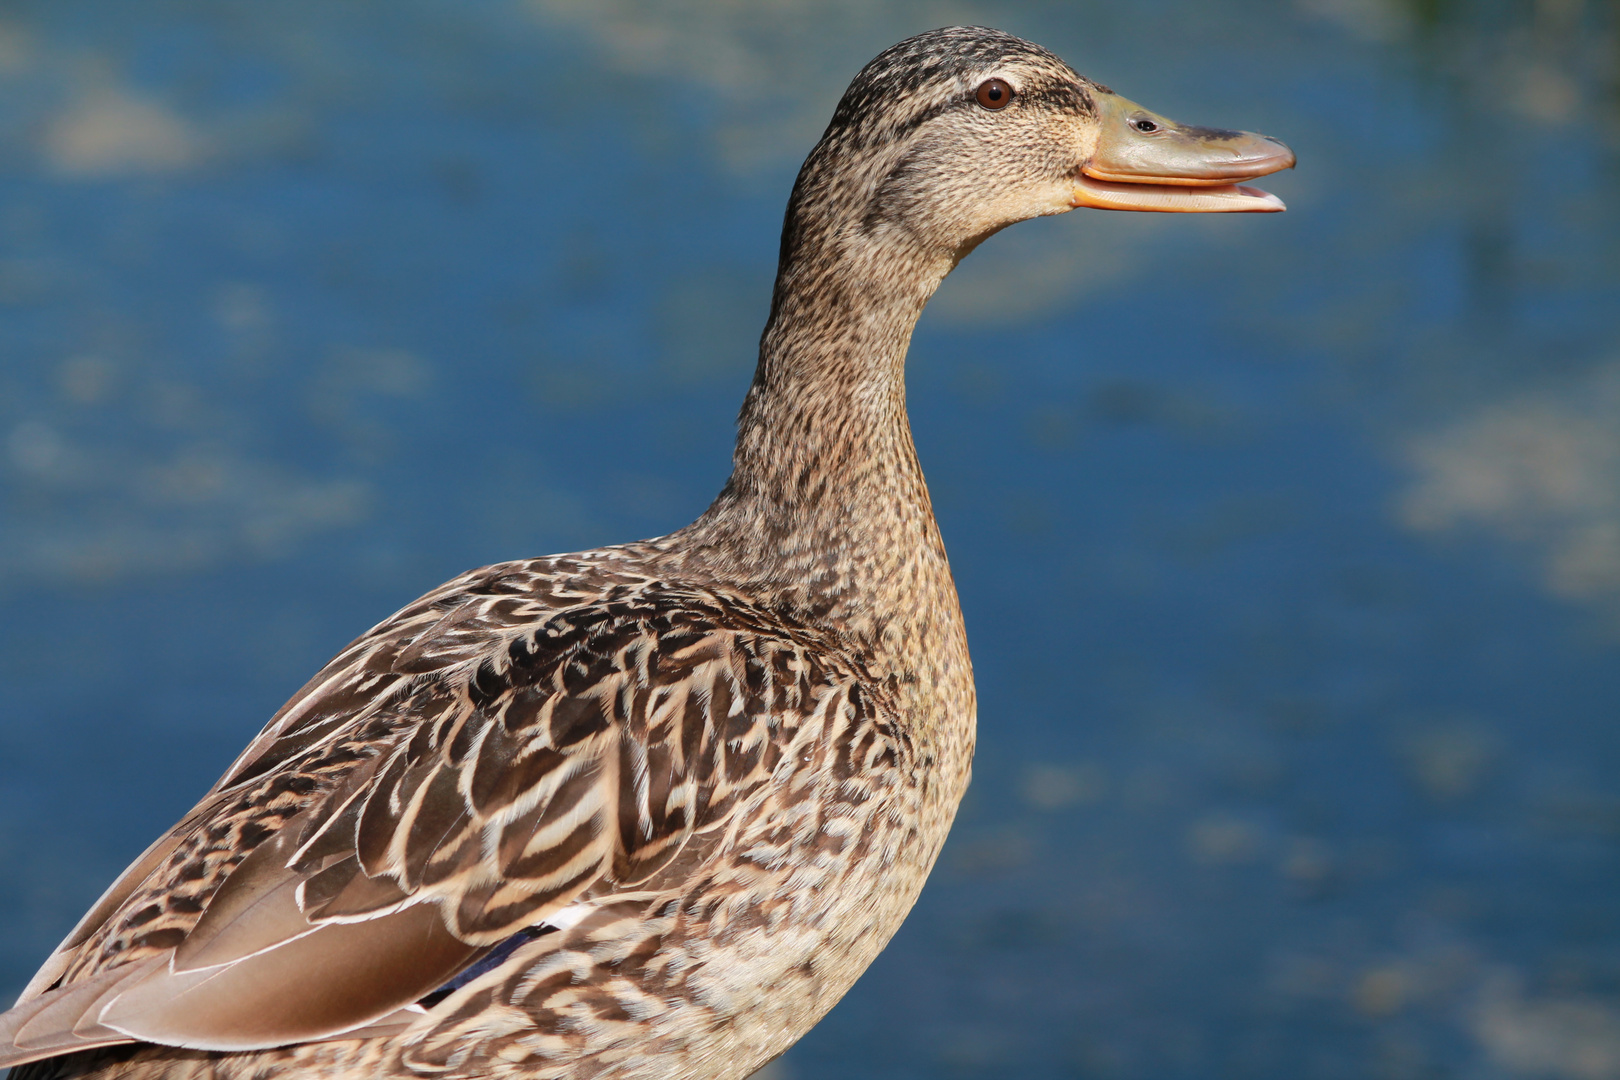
(0, 19), (1298, 1077)
(59, 739), (383, 986)
(18, 550), (926, 1080)
(280, 572), (913, 947)
(59, 554), (911, 956)
(0, 25), (1220, 1080)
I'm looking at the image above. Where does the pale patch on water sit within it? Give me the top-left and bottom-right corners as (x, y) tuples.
(0, 432), (372, 587)
(1020, 760), (1109, 810)
(1400, 361), (1620, 616)
(1187, 813), (1268, 866)
(0, 19), (32, 74)
(931, 216), (1160, 326)
(1518, 63), (1582, 123)
(1294, 0), (1411, 42)
(527, 0), (897, 170)
(1396, 719), (1501, 803)
(0, 347), (395, 588)
(44, 83), (207, 176)
(1476, 974), (1620, 1080)
(527, 0), (982, 168)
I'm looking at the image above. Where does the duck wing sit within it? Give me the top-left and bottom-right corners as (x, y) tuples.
(0, 560), (892, 1069)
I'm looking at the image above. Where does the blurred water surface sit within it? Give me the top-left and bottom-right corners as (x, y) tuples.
(2, 1), (1620, 1077)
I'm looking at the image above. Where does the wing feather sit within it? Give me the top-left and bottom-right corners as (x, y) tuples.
(0, 570), (898, 1072)
(97, 902), (477, 1050)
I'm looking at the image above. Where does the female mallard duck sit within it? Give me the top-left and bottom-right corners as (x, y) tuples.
(1, 26), (1291, 1080)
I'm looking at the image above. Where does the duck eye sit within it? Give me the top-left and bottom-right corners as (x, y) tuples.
(975, 79), (1014, 110)
(1132, 118), (1160, 133)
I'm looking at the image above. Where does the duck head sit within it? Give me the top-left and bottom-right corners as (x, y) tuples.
(782, 26), (1294, 272)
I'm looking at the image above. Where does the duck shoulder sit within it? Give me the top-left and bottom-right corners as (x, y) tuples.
(0, 551), (914, 1068)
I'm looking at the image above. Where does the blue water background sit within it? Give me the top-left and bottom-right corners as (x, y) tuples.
(2, 1), (1619, 1077)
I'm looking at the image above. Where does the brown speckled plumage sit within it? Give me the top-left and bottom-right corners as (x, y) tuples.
(1, 25), (1292, 1080)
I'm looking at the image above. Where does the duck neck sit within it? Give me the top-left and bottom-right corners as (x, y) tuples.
(678, 219), (959, 650)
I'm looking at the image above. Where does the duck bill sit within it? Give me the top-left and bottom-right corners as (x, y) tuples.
(1071, 93), (1295, 213)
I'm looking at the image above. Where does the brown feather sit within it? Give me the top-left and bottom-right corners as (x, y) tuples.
(97, 903), (475, 1050)
(0, 25), (1234, 1080)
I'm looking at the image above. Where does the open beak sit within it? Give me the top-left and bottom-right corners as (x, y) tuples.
(1072, 93), (1295, 213)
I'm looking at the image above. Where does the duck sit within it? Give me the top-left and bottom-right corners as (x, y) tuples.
(0, 25), (1292, 1080)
